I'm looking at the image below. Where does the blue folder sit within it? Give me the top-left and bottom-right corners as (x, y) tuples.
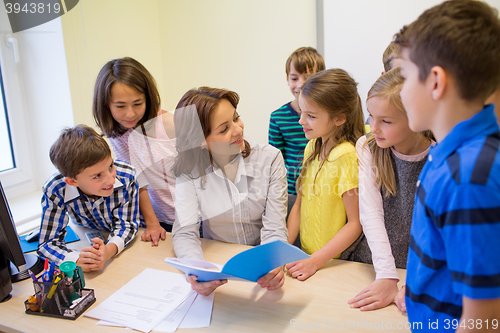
(165, 240), (310, 282)
(19, 225), (80, 253)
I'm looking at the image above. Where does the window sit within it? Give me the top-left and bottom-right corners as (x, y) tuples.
(0, 6), (37, 199)
(0, 5), (75, 231)
(0, 67), (15, 173)
(0, 34), (38, 230)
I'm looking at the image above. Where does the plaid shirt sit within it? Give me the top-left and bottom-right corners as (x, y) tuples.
(37, 161), (142, 264)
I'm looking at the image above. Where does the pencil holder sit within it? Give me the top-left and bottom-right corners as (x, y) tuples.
(24, 268), (96, 320)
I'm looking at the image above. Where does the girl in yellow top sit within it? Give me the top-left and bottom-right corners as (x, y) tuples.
(286, 68), (365, 280)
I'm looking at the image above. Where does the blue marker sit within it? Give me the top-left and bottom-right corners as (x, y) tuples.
(48, 261), (56, 281)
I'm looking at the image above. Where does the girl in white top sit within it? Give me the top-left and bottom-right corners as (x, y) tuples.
(93, 57), (176, 246)
(347, 68), (433, 311)
(172, 87), (288, 295)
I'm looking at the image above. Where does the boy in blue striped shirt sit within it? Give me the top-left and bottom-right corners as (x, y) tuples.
(269, 47), (324, 216)
(38, 125), (143, 272)
(394, 1), (500, 331)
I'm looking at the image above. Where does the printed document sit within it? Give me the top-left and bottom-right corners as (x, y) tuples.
(85, 268), (193, 333)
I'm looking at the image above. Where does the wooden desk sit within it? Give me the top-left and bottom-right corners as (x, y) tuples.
(0, 234), (410, 332)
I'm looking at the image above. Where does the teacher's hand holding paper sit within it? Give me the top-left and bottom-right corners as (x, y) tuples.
(186, 266), (283, 295)
(166, 241), (309, 295)
(186, 275), (227, 296)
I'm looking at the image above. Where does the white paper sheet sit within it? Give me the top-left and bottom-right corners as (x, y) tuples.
(95, 321), (123, 327)
(85, 268), (193, 333)
(95, 293), (196, 332)
(152, 291), (197, 332)
(178, 292), (214, 328)
(151, 291), (214, 331)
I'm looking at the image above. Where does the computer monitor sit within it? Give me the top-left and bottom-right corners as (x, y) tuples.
(0, 181), (43, 302)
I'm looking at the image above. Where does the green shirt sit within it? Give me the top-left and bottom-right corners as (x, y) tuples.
(268, 102), (309, 194)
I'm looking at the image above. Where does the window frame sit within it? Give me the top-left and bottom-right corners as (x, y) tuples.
(0, 6), (75, 232)
(0, 6), (37, 198)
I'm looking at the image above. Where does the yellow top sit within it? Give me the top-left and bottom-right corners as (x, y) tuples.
(299, 140), (358, 255)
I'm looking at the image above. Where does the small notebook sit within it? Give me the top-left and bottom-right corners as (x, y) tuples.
(19, 225), (80, 253)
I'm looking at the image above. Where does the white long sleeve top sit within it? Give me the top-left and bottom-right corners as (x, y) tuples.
(357, 135), (431, 280)
(172, 141), (288, 260)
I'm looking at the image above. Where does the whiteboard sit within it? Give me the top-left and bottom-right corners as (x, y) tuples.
(319, 0), (500, 118)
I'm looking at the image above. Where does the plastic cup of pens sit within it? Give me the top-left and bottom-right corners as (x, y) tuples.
(24, 260), (96, 320)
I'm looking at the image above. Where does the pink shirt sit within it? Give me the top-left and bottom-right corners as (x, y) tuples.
(357, 135), (431, 280)
(108, 110), (176, 224)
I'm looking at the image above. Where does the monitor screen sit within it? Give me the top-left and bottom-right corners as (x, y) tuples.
(0, 182), (26, 270)
(0, 181), (43, 302)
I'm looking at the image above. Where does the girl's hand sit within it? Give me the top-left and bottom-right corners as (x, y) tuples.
(285, 257), (320, 281)
(141, 224), (166, 246)
(186, 275), (227, 296)
(348, 279), (399, 311)
(257, 266), (285, 290)
(394, 285), (407, 312)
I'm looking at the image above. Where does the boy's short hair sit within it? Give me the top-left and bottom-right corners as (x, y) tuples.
(50, 125), (112, 179)
(285, 47), (325, 76)
(382, 42), (400, 72)
(395, 0), (500, 102)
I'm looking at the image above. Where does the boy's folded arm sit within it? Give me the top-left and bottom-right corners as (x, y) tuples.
(108, 214), (139, 252)
(106, 235), (126, 256)
(101, 241), (118, 261)
(37, 191), (73, 264)
(108, 204), (140, 254)
(38, 238), (78, 266)
(109, 177), (142, 253)
(63, 250), (81, 264)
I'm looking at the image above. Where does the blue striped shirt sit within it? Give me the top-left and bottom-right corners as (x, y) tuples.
(269, 102), (309, 194)
(406, 105), (500, 330)
(37, 160), (143, 265)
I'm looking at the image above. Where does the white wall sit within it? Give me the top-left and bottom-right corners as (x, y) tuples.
(61, 0), (164, 129)
(16, 18), (75, 188)
(62, 0), (318, 144)
(321, 0), (500, 119)
(0, 14), (73, 229)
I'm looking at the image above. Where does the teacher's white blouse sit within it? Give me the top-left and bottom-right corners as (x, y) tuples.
(172, 141), (288, 260)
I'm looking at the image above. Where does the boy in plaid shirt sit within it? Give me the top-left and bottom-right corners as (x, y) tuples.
(37, 125), (142, 272)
